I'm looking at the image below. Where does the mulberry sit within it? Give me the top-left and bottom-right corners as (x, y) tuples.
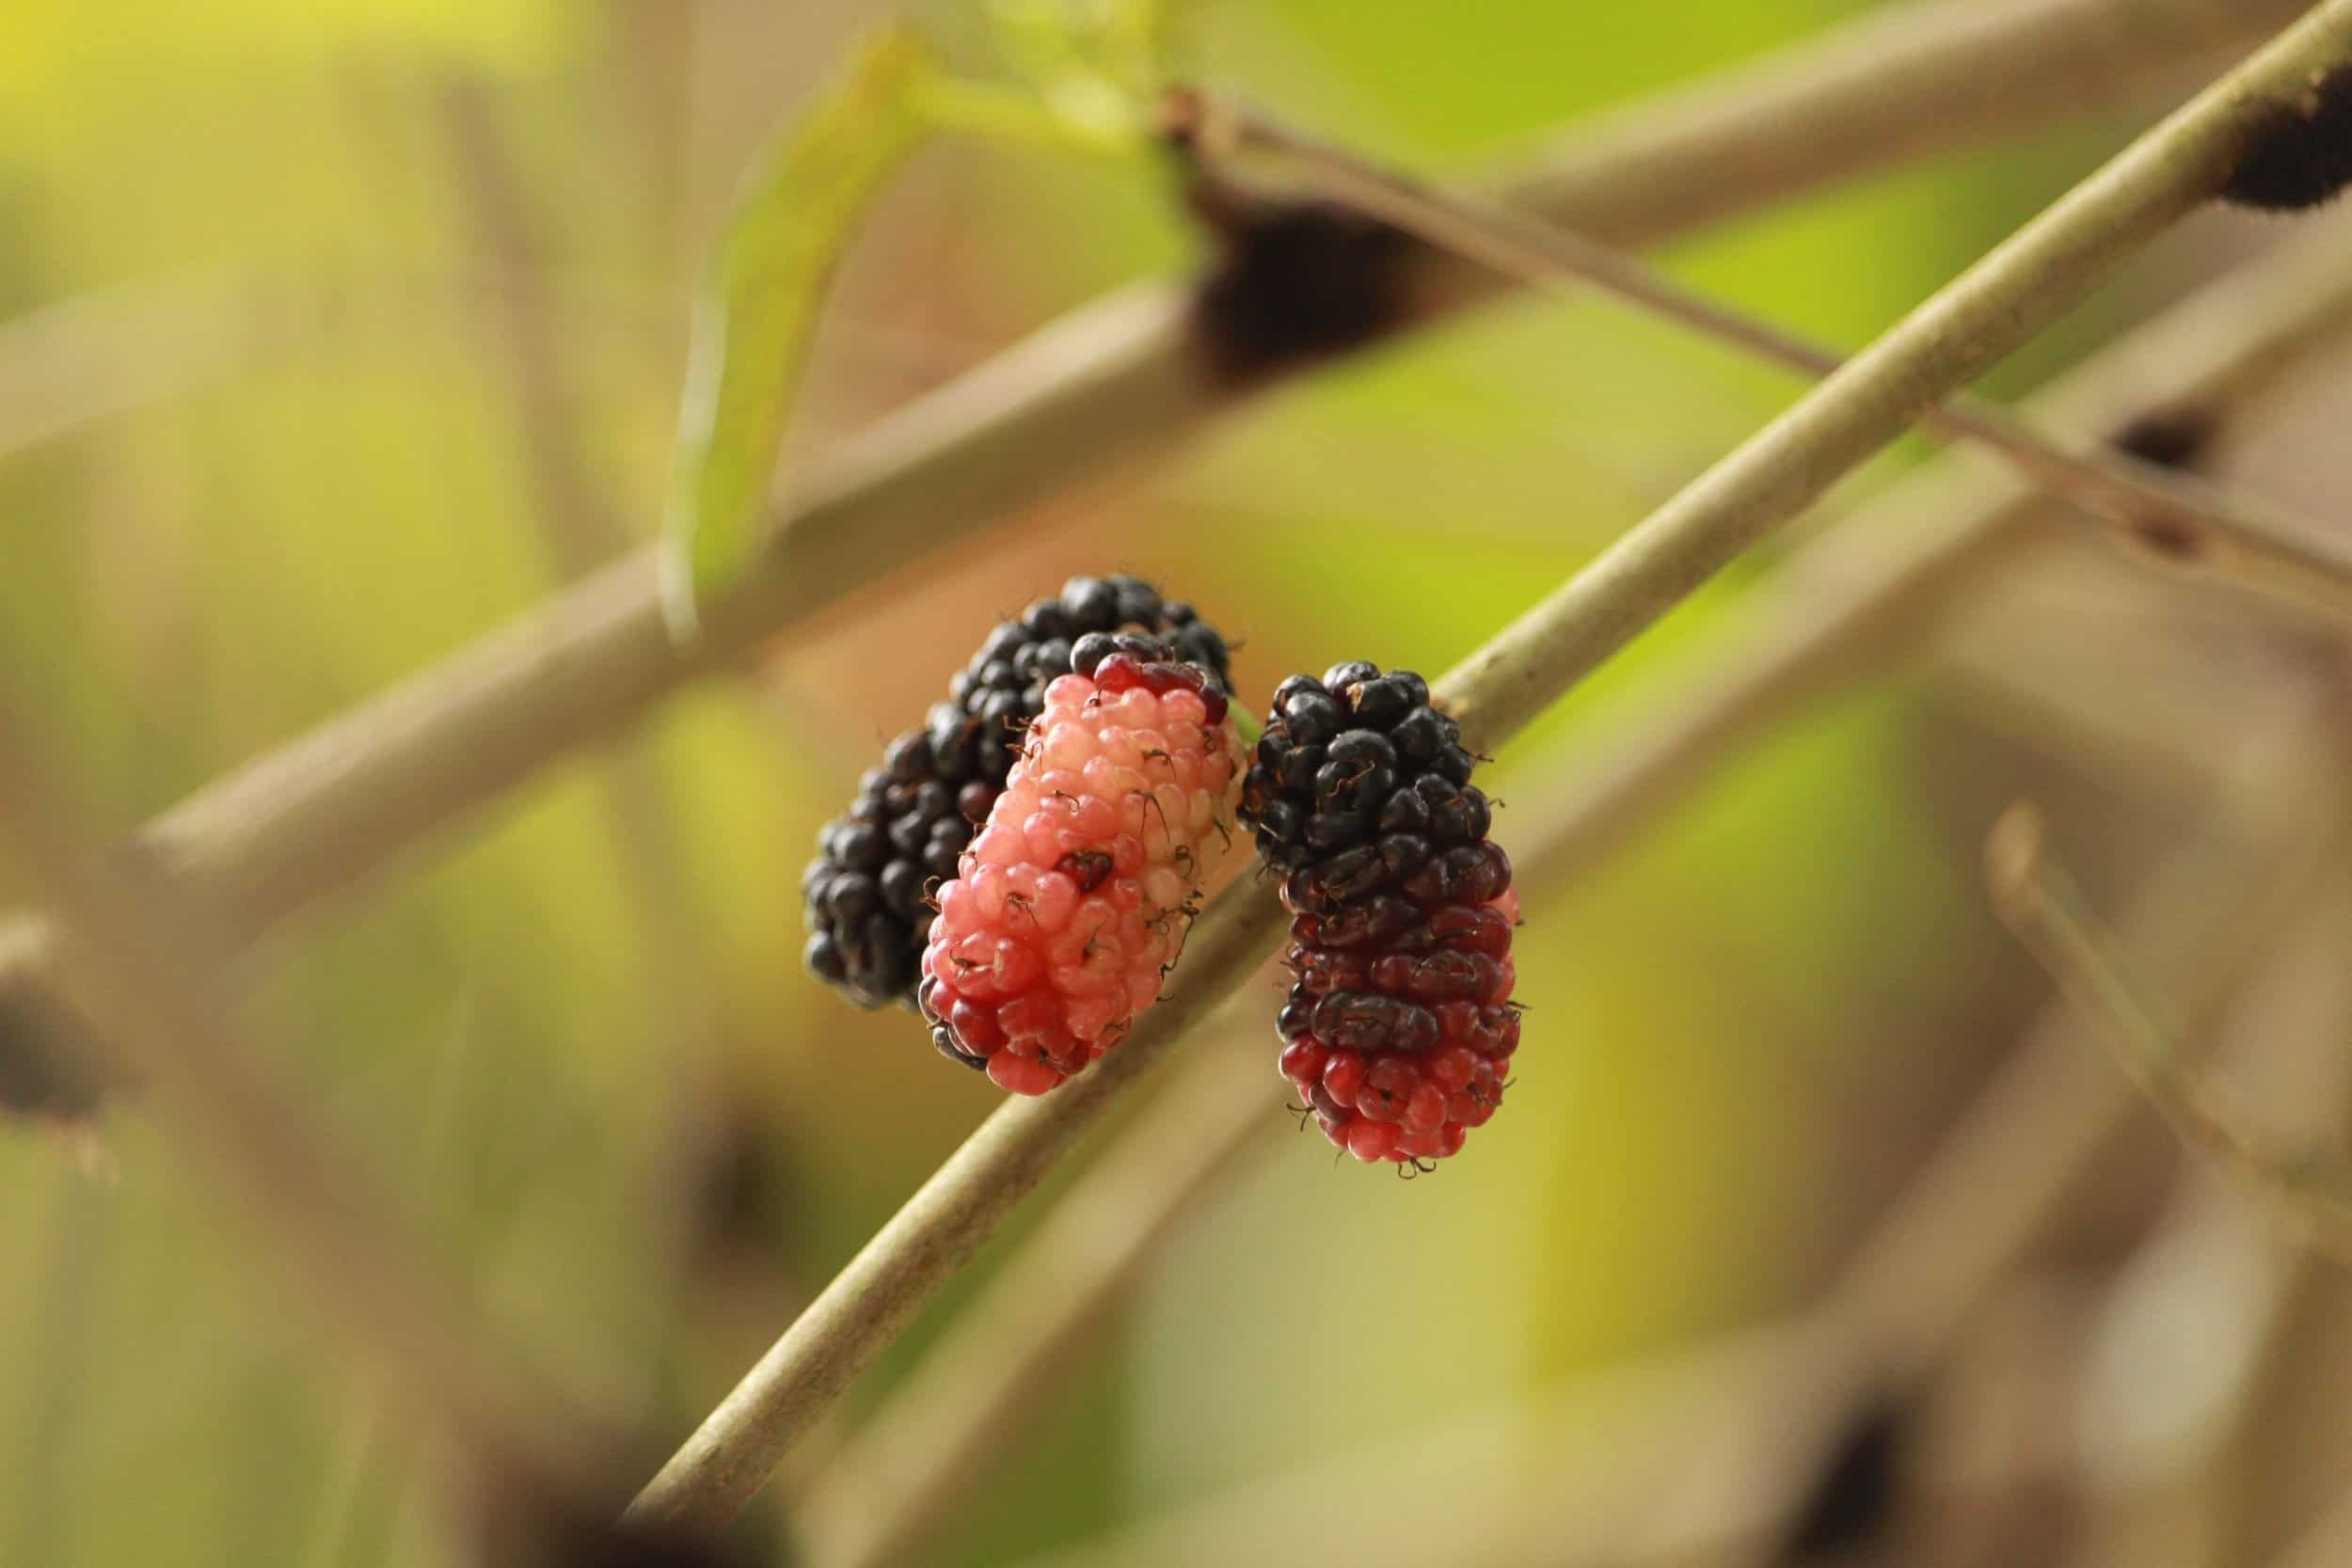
(1240, 661), (1488, 905)
(2221, 65), (2352, 213)
(1242, 663), (1520, 1164)
(803, 576), (1231, 1009)
(1278, 882), (1520, 1164)
(917, 641), (1243, 1094)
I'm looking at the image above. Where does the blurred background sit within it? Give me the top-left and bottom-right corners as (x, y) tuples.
(6, 1), (2352, 1564)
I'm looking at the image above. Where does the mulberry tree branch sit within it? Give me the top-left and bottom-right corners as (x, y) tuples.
(622, 1), (2352, 1533)
(796, 1019), (1279, 1568)
(1182, 96), (2352, 624)
(1478, 0), (2299, 240)
(1438, 2), (2352, 755)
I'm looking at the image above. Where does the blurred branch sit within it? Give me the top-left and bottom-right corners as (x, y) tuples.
(440, 77), (644, 575)
(1429, 2), (2352, 756)
(1509, 225), (2352, 889)
(0, 261), (682, 466)
(1178, 95), (2352, 626)
(1599, 723), (2348, 1568)
(2060, 867), (2352, 1565)
(1477, 0), (2303, 240)
(0, 0), (2307, 977)
(0, 272), (285, 463)
(0, 719), (629, 1544)
(437, 72), (711, 1073)
(1987, 801), (2352, 1261)
(623, 9), (2352, 1532)
(2277, 1489), (2352, 1568)
(787, 218), (2352, 1568)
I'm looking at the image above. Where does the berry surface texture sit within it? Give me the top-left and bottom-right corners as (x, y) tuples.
(803, 576), (1231, 1010)
(1243, 663), (1521, 1166)
(917, 641), (1244, 1095)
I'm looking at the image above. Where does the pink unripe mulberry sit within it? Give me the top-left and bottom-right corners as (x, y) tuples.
(918, 647), (1242, 1094)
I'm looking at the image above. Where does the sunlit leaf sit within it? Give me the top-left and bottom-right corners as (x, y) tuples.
(660, 24), (941, 640)
(985, 0), (1179, 143)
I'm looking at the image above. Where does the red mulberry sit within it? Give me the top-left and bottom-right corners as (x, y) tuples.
(917, 641), (1243, 1094)
(803, 576), (1231, 1009)
(1278, 882), (1520, 1164)
(1242, 663), (1520, 1164)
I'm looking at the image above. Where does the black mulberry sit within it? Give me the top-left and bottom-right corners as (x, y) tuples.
(1238, 662), (1520, 1165)
(2221, 66), (2352, 213)
(803, 576), (1232, 1009)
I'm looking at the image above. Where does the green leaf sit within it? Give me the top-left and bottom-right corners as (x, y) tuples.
(984, 0), (1177, 142)
(661, 25), (940, 641)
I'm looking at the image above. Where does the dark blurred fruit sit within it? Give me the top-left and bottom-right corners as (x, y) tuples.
(1784, 1396), (1908, 1558)
(803, 577), (1232, 1010)
(0, 968), (107, 1125)
(472, 1484), (743, 1568)
(1185, 195), (1418, 384)
(2221, 64), (2352, 212)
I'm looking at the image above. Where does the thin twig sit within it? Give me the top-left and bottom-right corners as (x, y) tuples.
(0, 259), (690, 466)
(783, 222), (2352, 1568)
(795, 1018), (1279, 1568)
(439, 76), (706, 958)
(623, 7), (2352, 1532)
(1431, 3), (2352, 758)
(0, 0), (2303, 997)
(1987, 801), (2352, 1261)
(621, 884), (1292, 1533)
(437, 74), (724, 1251)
(1182, 95), (2352, 626)
(2063, 869), (2352, 1563)
(1479, 0), (2304, 241)
(1511, 219), (2352, 889)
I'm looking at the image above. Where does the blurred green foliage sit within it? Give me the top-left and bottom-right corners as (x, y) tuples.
(0, 1), (2168, 1563)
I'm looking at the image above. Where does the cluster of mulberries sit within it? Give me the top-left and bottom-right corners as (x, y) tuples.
(917, 637), (1243, 1095)
(1241, 663), (1519, 1165)
(802, 577), (1230, 1009)
(802, 585), (1528, 1166)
